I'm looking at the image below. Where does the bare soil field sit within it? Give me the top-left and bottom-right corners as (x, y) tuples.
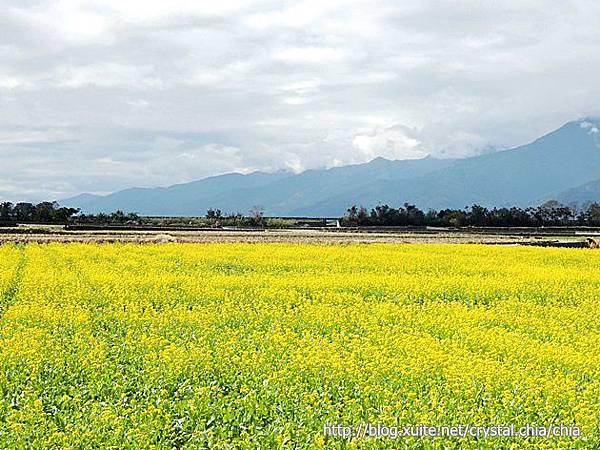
(1, 224), (598, 246)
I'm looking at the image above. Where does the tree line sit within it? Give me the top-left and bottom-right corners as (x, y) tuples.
(341, 201), (600, 227)
(0, 201), (140, 225)
(0, 202), (79, 224)
(3, 199), (600, 228)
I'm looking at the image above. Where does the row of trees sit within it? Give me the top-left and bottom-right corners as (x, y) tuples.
(75, 210), (141, 225)
(0, 201), (140, 225)
(3, 199), (600, 228)
(0, 202), (79, 224)
(206, 206), (268, 227)
(0, 200), (264, 227)
(341, 201), (600, 227)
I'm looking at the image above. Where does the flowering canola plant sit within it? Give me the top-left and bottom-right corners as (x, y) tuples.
(0, 242), (598, 449)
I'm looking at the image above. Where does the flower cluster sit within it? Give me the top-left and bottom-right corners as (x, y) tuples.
(0, 242), (598, 448)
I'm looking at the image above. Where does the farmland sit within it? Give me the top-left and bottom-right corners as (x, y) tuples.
(1, 224), (599, 247)
(0, 242), (598, 448)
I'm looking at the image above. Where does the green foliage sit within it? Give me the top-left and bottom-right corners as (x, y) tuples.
(0, 201), (79, 224)
(341, 201), (600, 227)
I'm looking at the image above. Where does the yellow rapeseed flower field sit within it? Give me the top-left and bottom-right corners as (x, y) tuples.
(0, 242), (598, 449)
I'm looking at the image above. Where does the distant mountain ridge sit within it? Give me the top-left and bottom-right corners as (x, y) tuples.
(62, 118), (600, 216)
(556, 179), (600, 205)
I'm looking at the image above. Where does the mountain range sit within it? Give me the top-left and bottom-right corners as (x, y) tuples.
(63, 118), (600, 216)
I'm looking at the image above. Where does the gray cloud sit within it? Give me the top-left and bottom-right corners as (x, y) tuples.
(1, 0), (600, 201)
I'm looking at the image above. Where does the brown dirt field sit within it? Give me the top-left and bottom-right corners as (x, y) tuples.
(0, 227), (595, 246)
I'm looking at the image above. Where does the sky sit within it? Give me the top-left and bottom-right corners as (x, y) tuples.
(1, 0), (600, 202)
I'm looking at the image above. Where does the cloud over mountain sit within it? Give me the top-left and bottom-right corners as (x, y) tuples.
(62, 119), (600, 216)
(1, 1), (600, 201)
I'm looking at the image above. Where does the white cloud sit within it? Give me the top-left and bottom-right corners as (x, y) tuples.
(1, 0), (600, 200)
(125, 98), (150, 108)
(282, 97), (309, 105)
(55, 63), (160, 88)
(580, 121), (599, 134)
(273, 47), (347, 63)
(278, 79), (321, 95)
(0, 129), (73, 145)
(0, 75), (28, 89)
(95, 0), (258, 24)
(352, 126), (427, 161)
(246, 0), (357, 30)
(9, 2), (113, 45)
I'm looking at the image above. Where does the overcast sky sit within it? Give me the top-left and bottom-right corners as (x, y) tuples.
(1, 0), (600, 201)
